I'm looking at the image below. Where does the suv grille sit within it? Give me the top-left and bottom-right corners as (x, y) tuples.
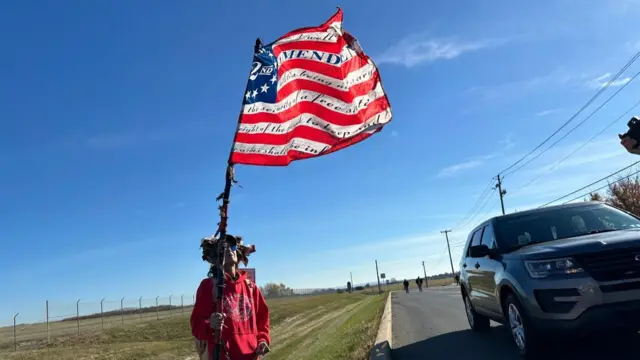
(576, 247), (640, 282)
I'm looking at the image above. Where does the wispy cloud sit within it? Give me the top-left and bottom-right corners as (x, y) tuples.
(376, 34), (510, 68)
(389, 130), (399, 138)
(437, 159), (485, 178)
(536, 108), (562, 117)
(467, 69), (588, 103)
(437, 139), (514, 178)
(84, 123), (216, 150)
(499, 133), (515, 150)
(585, 72), (632, 89)
(437, 153), (498, 178)
(86, 131), (173, 149)
(328, 233), (443, 256)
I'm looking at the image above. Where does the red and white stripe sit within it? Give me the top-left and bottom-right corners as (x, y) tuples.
(230, 9), (393, 166)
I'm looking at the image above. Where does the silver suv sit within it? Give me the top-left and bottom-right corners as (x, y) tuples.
(459, 202), (640, 358)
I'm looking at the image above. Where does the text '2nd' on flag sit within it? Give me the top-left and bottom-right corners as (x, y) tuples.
(230, 8), (393, 166)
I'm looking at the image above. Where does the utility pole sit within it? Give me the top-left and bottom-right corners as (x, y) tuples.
(350, 272), (354, 287)
(422, 261), (428, 288)
(496, 174), (507, 215)
(441, 230), (456, 277)
(375, 260), (382, 294)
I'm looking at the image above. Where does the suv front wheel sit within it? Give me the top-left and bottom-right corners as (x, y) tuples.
(463, 294), (490, 331)
(504, 293), (541, 359)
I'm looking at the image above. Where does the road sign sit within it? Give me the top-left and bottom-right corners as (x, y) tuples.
(380, 273), (386, 279)
(244, 268), (256, 283)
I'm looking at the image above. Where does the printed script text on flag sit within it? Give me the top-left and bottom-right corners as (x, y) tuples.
(230, 9), (393, 166)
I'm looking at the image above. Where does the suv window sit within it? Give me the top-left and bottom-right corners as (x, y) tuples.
(471, 228), (483, 246)
(465, 228), (483, 257)
(481, 223), (497, 249)
(494, 204), (640, 251)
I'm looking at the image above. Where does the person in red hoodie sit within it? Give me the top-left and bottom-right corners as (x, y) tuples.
(191, 235), (270, 360)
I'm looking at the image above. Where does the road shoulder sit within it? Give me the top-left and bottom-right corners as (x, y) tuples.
(368, 291), (393, 360)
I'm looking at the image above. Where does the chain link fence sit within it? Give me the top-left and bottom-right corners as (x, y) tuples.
(0, 294), (199, 352)
(0, 286), (361, 352)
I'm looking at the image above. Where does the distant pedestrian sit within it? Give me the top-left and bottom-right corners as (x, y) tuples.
(403, 279), (409, 293)
(416, 277), (423, 292)
(454, 274), (460, 285)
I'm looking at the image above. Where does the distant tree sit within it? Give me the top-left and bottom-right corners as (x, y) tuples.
(588, 192), (605, 202)
(260, 282), (294, 297)
(586, 172), (640, 217)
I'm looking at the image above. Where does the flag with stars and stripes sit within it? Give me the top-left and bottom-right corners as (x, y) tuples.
(230, 8), (393, 166)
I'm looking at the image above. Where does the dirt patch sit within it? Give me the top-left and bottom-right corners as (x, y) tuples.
(270, 305), (326, 341)
(271, 299), (368, 359)
(290, 298), (372, 359)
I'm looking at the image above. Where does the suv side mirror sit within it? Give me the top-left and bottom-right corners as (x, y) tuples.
(469, 244), (491, 258)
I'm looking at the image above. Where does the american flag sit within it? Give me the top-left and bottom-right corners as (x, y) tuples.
(230, 9), (393, 166)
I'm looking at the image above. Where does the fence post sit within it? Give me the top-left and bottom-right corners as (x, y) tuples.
(76, 299), (81, 335)
(155, 296), (159, 320)
(13, 312), (19, 351)
(181, 294), (184, 316)
(120, 297), (124, 326)
(375, 260), (382, 295)
(100, 298), (105, 330)
(45, 300), (49, 343)
(139, 297), (143, 322)
(169, 295), (172, 318)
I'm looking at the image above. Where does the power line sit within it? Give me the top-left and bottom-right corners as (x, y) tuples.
(460, 189), (497, 228)
(448, 199), (501, 254)
(498, 51), (640, 177)
(512, 97), (640, 195)
(561, 168), (640, 204)
(431, 245), (449, 271)
(477, 197), (501, 221)
(503, 69), (640, 179)
(458, 186), (496, 229)
(453, 178), (495, 229)
(540, 160), (640, 207)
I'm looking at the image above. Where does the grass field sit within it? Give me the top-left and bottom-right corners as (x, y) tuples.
(0, 278), (454, 359)
(1, 290), (387, 360)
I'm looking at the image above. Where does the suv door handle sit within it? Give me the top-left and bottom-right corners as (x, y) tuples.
(474, 263), (480, 269)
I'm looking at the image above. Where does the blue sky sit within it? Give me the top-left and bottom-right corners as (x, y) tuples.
(3, 0), (640, 324)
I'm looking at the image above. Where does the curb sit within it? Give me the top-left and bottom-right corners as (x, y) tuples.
(368, 292), (393, 360)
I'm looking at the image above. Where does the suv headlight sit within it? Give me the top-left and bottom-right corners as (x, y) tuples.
(524, 258), (583, 279)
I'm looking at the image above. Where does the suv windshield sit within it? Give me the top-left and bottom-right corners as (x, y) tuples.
(494, 204), (640, 251)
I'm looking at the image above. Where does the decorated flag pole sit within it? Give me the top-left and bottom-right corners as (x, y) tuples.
(211, 164), (231, 360)
(210, 8), (392, 360)
(210, 38), (263, 360)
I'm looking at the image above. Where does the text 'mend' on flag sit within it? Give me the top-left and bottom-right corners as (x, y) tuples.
(230, 8), (393, 166)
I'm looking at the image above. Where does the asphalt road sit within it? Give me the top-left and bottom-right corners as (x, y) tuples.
(391, 285), (638, 360)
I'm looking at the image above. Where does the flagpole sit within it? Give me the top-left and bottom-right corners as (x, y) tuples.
(211, 164), (231, 360)
(211, 37), (263, 360)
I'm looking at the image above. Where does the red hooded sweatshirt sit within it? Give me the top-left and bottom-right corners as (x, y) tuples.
(191, 270), (270, 360)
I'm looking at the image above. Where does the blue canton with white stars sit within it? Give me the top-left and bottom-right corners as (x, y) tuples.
(243, 44), (278, 105)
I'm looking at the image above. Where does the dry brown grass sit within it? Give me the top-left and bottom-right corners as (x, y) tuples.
(0, 281), (449, 359)
(0, 291), (388, 360)
(426, 277), (455, 287)
(0, 307), (187, 351)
